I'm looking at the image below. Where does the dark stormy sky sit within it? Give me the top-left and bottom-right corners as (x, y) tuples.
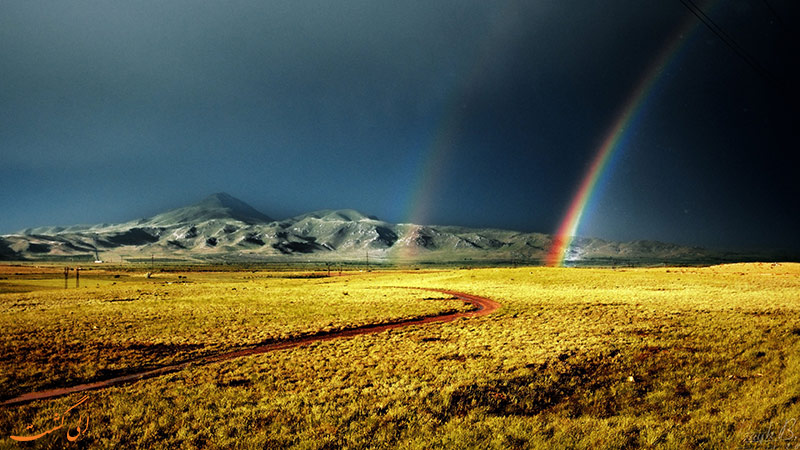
(1, 0), (797, 252)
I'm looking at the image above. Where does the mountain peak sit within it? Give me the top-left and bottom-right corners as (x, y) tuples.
(145, 193), (273, 226)
(196, 192), (255, 210)
(291, 209), (378, 222)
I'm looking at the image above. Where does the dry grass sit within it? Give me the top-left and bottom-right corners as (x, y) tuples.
(1, 262), (798, 449)
(0, 267), (469, 402)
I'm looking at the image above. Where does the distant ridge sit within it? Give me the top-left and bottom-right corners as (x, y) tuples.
(0, 192), (737, 265)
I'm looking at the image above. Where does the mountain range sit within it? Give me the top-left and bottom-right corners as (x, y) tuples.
(0, 193), (733, 265)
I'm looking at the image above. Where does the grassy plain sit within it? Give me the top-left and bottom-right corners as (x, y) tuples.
(1, 262), (799, 449)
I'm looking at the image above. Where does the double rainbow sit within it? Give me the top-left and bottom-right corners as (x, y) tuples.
(397, 4), (710, 266)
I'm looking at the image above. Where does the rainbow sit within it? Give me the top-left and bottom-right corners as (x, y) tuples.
(545, 8), (707, 266)
(395, 3), (711, 265)
(396, 3), (518, 261)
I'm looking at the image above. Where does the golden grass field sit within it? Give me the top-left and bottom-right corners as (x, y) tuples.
(1, 262), (799, 449)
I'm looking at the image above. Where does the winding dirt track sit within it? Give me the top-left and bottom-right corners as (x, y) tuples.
(1, 288), (500, 407)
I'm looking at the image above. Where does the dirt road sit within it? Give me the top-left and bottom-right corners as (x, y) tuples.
(2, 288), (500, 406)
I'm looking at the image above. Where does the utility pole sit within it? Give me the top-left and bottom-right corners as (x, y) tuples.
(64, 266), (69, 289)
(75, 267), (80, 288)
(365, 250), (369, 271)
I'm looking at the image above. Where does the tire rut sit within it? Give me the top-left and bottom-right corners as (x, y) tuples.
(2, 288), (500, 406)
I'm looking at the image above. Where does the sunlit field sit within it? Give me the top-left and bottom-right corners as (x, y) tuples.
(1, 262), (799, 449)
